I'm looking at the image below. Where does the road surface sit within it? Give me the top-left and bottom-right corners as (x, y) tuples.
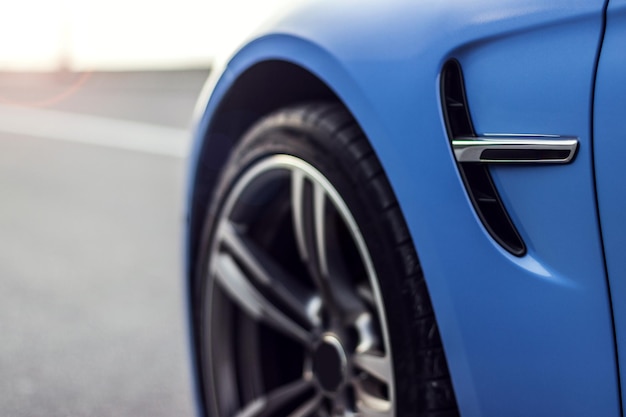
(0, 70), (208, 417)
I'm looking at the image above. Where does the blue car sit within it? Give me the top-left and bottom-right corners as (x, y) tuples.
(185, 0), (626, 416)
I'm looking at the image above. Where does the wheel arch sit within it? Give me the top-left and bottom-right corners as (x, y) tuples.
(186, 34), (390, 287)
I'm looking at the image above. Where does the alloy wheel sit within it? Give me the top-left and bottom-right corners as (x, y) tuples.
(203, 155), (395, 417)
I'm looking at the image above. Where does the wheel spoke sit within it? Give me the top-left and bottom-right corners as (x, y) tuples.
(356, 406), (392, 417)
(353, 352), (392, 384)
(235, 379), (313, 417)
(313, 181), (329, 277)
(292, 169), (309, 263)
(354, 382), (392, 417)
(288, 394), (323, 417)
(292, 170), (329, 277)
(220, 221), (322, 328)
(354, 313), (379, 353)
(214, 252), (311, 345)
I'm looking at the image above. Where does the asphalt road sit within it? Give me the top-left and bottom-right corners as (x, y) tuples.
(0, 70), (209, 417)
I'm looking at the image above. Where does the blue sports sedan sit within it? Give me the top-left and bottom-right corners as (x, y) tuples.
(185, 0), (626, 416)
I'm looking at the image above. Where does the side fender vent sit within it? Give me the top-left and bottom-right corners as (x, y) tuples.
(441, 60), (526, 256)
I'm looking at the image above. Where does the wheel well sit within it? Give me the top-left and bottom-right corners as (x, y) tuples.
(188, 60), (340, 272)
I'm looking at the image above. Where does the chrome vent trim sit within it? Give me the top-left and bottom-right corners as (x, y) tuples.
(452, 136), (578, 164)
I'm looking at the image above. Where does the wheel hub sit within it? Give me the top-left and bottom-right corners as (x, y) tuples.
(312, 334), (347, 394)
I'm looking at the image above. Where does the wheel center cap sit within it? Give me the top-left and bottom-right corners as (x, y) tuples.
(312, 334), (347, 394)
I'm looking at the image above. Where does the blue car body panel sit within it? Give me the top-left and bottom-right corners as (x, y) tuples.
(188, 0), (622, 415)
(595, 0), (626, 409)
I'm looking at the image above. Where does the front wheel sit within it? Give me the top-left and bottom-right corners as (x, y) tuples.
(194, 103), (458, 417)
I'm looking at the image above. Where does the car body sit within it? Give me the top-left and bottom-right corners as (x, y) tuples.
(186, 0), (626, 415)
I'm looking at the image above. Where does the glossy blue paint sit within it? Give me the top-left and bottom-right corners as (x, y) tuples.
(594, 0), (626, 410)
(188, 0), (622, 415)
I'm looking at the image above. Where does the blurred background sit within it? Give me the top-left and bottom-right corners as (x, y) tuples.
(0, 0), (292, 415)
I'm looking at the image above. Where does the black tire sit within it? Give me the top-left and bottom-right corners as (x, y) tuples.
(194, 102), (459, 417)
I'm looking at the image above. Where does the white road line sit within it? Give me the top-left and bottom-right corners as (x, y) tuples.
(0, 104), (191, 158)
